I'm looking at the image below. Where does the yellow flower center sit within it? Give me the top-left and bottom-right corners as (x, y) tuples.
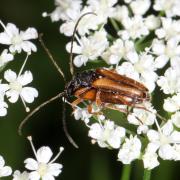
(38, 163), (48, 177)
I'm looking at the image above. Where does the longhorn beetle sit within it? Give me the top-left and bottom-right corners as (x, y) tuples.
(18, 12), (164, 148)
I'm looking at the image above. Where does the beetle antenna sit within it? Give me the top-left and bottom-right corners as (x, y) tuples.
(18, 92), (65, 136)
(62, 98), (79, 148)
(70, 12), (97, 75)
(39, 33), (66, 82)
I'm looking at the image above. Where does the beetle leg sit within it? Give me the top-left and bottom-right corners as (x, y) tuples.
(87, 104), (103, 116)
(74, 87), (92, 97)
(71, 98), (83, 108)
(96, 90), (102, 106)
(104, 104), (128, 114)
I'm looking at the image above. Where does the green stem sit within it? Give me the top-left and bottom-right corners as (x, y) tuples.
(110, 18), (120, 32)
(143, 169), (151, 180)
(120, 164), (131, 180)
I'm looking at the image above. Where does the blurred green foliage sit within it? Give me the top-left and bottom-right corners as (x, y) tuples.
(0, 0), (180, 180)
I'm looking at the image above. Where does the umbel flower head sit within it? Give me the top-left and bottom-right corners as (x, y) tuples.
(43, 0), (180, 170)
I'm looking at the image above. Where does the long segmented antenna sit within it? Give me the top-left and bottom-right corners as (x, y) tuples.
(62, 98), (79, 148)
(69, 12), (97, 75)
(39, 33), (66, 82)
(18, 92), (65, 135)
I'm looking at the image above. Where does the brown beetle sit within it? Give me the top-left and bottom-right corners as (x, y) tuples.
(65, 68), (149, 114)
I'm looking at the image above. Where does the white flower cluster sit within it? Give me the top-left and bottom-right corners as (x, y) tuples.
(0, 137), (64, 180)
(0, 21), (38, 116)
(44, 0), (180, 170)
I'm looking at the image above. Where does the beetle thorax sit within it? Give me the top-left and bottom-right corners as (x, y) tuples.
(65, 70), (99, 97)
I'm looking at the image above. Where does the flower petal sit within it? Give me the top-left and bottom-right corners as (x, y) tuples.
(24, 158), (38, 170)
(0, 166), (12, 177)
(21, 87), (38, 103)
(4, 69), (17, 82)
(17, 71), (33, 86)
(48, 163), (62, 176)
(36, 147), (53, 163)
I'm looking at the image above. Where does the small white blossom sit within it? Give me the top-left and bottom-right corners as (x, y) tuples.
(13, 170), (29, 180)
(163, 93), (180, 112)
(0, 83), (9, 116)
(44, 0), (82, 22)
(128, 102), (156, 134)
(154, 0), (180, 17)
(171, 111), (180, 128)
(144, 15), (161, 30)
(0, 155), (12, 177)
(88, 120), (126, 149)
(73, 107), (92, 124)
(87, 0), (117, 25)
(119, 15), (149, 40)
(155, 18), (180, 40)
(25, 137), (64, 180)
(142, 146), (159, 170)
(112, 5), (129, 22)
(157, 67), (180, 95)
(0, 22), (38, 54)
(60, 7), (98, 36)
(102, 39), (136, 65)
(147, 120), (180, 160)
(152, 38), (180, 68)
(0, 49), (14, 68)
(4, 69), (38, 104)
(67, 29), (108, 67)
(130, 0), (151, 15)
(117, 135), (141, 164)
(0, 94), (8, 117)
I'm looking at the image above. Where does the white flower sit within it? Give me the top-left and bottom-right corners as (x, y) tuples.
(66, 29), (108, 67)
(60, 7), (98, 36)
(155, 18), (180, 40)
(119, 15), (149, 40)
(142, 146), (159, 170)
(87, 0), (117, 24)
(0, 94), (8, 117)
(147, 120), (180, 160)
(0, 155), (12, 177)
(152, 38), (180, 69)
(163, 93), (180, 112)
(102, 39), (136, 65)
(0, 49), (14, 68)
(112, 5), (129, 22)
(171, 111), (180, 128)
(117, 135), (141, 164)
(130, 0), (151, 15)
(127, 102), (156, 134)
(157, 67), (180, 95)
(73, 107), (92, 124)
(0, 22), (38, 54)
(13, 170), (29, 180)
(25, 137), (64, 180)
(4, 69), (38, 104)
(144, 15), (161, 30)
(153, 0), (180, 17)
(0, 83), (9, 116)
(88, 120), (126, 149)
(44, 0), (82, 22)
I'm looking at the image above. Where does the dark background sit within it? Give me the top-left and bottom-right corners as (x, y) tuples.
(0, 0), (180, 179)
